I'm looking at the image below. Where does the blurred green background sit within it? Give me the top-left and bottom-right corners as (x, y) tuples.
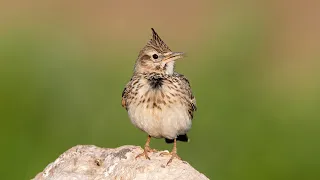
(1, 0), (320, 179)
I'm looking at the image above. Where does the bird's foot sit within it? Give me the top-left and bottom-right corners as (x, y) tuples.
(160, 151), (181, 165)
(135, 146), (157, 160)
(145, 146), (158, 153)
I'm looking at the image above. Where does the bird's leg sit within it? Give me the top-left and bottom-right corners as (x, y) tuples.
(160, 138), (182, 165)
(135, 135), (157, 160)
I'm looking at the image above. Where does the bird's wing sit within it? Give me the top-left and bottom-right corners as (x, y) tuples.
(121, 89), (127, 109)
(121, 75), (139, 110)
(121, 78), (133, 109)
(175, 73), (197, 118)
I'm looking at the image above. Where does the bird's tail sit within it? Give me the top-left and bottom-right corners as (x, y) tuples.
(165, 134), (189, 143)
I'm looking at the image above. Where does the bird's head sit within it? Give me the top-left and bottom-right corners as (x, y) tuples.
(134, 28), (184, 75)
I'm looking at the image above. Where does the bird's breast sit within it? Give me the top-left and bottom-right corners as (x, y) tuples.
(127, 76), (192, 139)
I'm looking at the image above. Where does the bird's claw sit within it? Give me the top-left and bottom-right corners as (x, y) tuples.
(160, 151), (181, 165)
(145, 146), (158, 153)
(160, 151), (170, 156)
(135, 146), (157, 160)
(166, 152), (181, 165)
(135, 151), (150, 160)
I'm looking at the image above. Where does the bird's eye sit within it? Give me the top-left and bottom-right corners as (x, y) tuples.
(152, 54), (158, 59)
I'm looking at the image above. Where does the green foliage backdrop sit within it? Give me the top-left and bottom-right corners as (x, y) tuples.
(0, 1), (319, 179)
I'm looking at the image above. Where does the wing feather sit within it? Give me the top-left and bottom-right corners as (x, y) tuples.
(174, 73), (197, 119)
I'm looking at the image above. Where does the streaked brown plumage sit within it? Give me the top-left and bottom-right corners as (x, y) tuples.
(121, 28), (196, 165)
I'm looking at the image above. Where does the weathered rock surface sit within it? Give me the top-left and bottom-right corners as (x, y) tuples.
(33, 145), (209, 180)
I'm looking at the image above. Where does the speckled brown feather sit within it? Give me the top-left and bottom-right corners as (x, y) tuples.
(122, 72), (196, 119)
(121, 29), (196, 162)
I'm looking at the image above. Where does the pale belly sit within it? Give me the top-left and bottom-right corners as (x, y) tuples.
(125, 76), (193, 139)
(128, 103), (192, 139)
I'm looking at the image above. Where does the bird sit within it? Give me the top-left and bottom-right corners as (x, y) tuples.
(121, 28), (197, 165)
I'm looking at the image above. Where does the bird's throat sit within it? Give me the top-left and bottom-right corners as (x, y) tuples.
(148, 76), (163, 89)
(164, 61), (175, 75)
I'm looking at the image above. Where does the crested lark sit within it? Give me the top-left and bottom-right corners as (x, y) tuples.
(121, 28), (197, 165)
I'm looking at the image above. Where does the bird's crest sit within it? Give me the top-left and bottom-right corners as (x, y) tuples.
(145, 28), (171, 53)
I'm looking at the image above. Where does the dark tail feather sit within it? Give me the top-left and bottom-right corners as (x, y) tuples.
(165, 134), (189, 143)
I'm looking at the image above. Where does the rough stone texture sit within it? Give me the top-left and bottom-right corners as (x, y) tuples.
(33, 145), (209, 180)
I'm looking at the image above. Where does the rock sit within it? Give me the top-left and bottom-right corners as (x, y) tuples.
(33, 145), (209, 180)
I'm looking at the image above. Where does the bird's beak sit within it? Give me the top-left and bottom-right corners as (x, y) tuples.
(161, 52), (185, 66)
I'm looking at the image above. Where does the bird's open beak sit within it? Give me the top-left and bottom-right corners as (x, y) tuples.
(161, 52), (185, 67)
